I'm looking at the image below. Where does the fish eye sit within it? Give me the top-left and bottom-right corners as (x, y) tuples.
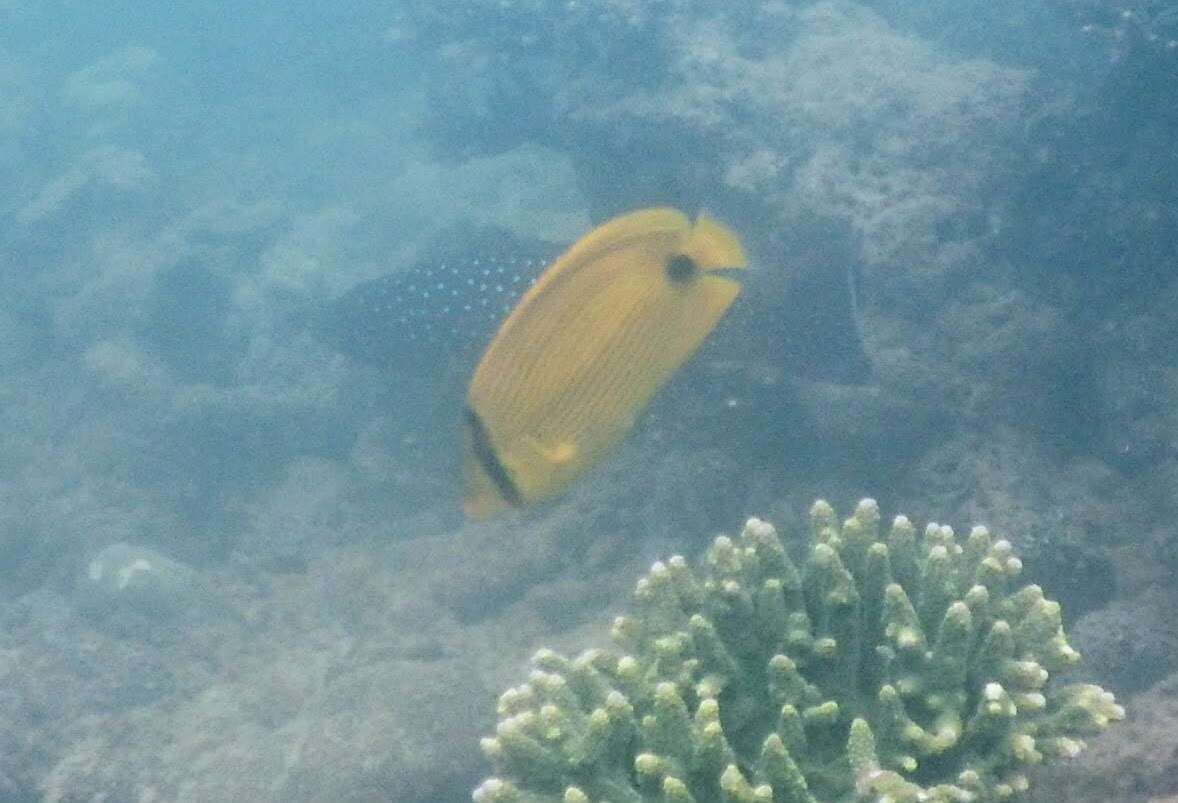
(665, 254), (698, 283)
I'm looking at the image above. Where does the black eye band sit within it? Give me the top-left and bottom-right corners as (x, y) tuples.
(665, 254), (698, 283)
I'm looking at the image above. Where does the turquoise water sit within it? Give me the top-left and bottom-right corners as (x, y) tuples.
(0, 1), (1175, 800)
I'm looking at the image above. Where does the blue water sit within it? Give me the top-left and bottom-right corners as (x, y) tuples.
(0, 1), (1175, 800)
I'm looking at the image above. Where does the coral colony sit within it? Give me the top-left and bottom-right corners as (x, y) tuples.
(474, 500), (1123, 802)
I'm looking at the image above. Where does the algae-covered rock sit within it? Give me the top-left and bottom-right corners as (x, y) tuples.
(474, 500), (1123, 802)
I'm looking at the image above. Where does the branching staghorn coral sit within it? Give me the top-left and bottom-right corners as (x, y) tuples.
(474, 499), (1123, 802)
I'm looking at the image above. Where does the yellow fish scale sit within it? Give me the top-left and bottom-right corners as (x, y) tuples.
(464, 208), (745, 518)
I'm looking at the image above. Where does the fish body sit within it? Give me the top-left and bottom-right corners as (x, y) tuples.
(320, 213), (872, 519)
(463, 208), (746, 519)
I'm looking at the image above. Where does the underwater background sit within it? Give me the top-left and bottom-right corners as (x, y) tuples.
(0, 0), (1175, 800)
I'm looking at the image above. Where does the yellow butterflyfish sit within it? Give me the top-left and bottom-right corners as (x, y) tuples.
(463, 207), (746, 518)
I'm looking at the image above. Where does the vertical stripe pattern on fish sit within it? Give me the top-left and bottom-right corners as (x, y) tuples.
(463, 208), (746, 518)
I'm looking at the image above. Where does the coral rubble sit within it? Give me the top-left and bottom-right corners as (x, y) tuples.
(474, 500), (1123, 802)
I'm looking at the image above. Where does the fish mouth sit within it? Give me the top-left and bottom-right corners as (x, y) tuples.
(707, 265), (746, 282)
